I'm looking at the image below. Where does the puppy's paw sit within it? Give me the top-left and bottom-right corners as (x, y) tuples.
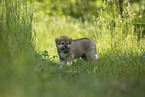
(59, 61), (72, 68)
(60, 62), (65, 68)
(67, 62), (72, 66)
(60, 65), (62, 68)
(95, 54), (99, 59)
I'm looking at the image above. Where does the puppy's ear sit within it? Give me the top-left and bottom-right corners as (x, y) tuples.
(55, 37), (60, 44)
(69, 37), (73, 43)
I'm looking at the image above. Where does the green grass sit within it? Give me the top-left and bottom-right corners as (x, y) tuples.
(0, 0), (145, 97)
(33, 1), (145, 97)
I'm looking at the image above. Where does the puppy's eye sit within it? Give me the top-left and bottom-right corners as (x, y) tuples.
(66, 41), (70, 44)
(61, 42), (65, 45)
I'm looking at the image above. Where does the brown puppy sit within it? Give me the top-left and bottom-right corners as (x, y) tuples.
(55, 36), (98, 66)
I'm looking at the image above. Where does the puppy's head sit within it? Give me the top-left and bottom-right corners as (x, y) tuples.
(55, 36), (72, 53)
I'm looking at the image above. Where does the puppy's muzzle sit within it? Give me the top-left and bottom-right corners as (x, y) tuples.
(62, 45), (69, 51)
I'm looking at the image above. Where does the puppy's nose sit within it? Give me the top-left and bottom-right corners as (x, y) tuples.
(65, 45), (68, 48)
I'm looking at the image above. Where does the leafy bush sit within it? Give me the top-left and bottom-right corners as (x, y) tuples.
(32, 0), (105, 18)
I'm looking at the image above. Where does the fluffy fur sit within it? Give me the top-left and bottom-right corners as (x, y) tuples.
(55, 36), (98, 66)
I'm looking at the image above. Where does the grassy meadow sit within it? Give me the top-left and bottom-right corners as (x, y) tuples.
(0, 0), (145, 97)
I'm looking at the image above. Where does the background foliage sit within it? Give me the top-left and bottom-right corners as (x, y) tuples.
(0, 0), (145, 97)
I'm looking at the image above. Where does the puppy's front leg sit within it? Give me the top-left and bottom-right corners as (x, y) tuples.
(66, 54), (73, 66)
(59, 57), (72, 68)
(59, 58), (65, 68)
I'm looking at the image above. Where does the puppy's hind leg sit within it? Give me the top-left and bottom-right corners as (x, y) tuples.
(85, 51), (98, 63)
(81, 54), (88, 61)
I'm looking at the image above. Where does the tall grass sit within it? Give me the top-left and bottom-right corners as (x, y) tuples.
(94, 1), (144, 55)
(0, 0), (35, 97)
